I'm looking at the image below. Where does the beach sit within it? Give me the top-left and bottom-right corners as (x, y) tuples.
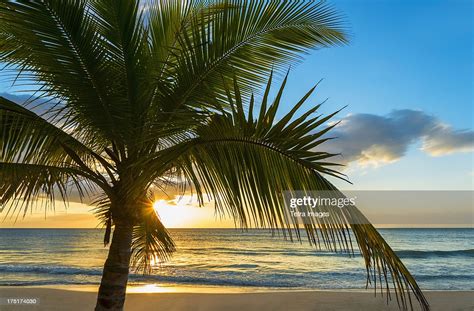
(0, 287), (473, 311)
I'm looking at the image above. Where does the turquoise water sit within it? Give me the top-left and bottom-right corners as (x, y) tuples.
(0, 228), (472, 290)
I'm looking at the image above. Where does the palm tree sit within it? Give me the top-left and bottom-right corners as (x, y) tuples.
(0, 1), (429, 310)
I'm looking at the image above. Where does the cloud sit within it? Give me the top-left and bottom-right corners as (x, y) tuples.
(0, 92), (32, 103)
(325, 109), (473, 167)
(422, 124), (474, 156)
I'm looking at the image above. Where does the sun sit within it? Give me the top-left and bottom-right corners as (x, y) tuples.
(151, 196), (237, 228)
(152, 199), (168, 211)
(151, 198), (221, 228)
(152, 199), (188, 228)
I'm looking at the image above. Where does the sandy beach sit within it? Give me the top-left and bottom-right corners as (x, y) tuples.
(0, 287), (472, 311)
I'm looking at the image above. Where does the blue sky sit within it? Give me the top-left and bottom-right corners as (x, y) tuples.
(280, 0), (473, 190)
(284, 0), (473, 124)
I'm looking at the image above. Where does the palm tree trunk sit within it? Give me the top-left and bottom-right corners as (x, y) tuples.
(95, 222), (133, 310)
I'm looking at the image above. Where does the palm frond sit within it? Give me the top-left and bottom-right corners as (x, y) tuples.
(131, 204), (176, 273)
(346, 212), (430, 311)
(0, 0), (127, 143)
(0, 96), (115, 217)
(146, 74), (428, 311)
(177, 73), (346, 229)
(0, 96), (113, 182)
(0, 162), (96, 220)
(151, 0), (347, 113)
(92, 193), (176, 271)
(88, 0), (152, 145)
(0, 96), (101, 165)
(90, 194), (113, 245)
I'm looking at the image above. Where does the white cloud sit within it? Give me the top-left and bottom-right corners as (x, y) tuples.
(325, 109), (473, 167)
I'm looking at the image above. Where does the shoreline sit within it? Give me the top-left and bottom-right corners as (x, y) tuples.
(2, 284), (473, 293)
(0, 286), (472, 310)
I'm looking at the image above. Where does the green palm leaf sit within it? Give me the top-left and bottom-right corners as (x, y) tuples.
(0, 96), (113, 218)
(143, 75), (428, 310)
(131, 203), (176, 273)
(0, 162), (94, 219)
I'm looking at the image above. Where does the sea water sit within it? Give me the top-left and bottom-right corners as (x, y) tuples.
(0, 228), (472, 290)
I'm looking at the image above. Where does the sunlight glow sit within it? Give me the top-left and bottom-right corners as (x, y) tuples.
(151, 197), (233, 228)
(152, 199), (197, 228)
(127, 283), (176, 293)
(127, 283), (253, 294)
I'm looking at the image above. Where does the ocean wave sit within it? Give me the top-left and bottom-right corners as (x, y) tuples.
(180, 247), (474, 259)
(131, 274), (298, 288)
(0, 280), (97, 286)
(221, 264), (260, 269)
(396, 249), (474, 258)
(180, 247), (358, 257)
(0, 265), (102, 276)
(416, 274), (474, 281)
(1, 264), (472, 289)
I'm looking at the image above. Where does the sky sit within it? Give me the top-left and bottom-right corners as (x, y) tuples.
(1, 0), (473, 228)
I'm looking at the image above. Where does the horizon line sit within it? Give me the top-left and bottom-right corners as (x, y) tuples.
(0, 226), (472, 229)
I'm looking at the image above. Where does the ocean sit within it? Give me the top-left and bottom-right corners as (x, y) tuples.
(0, 228), (472, 290)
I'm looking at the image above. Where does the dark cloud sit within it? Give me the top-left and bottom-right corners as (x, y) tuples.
(325, 109), (473, 166)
